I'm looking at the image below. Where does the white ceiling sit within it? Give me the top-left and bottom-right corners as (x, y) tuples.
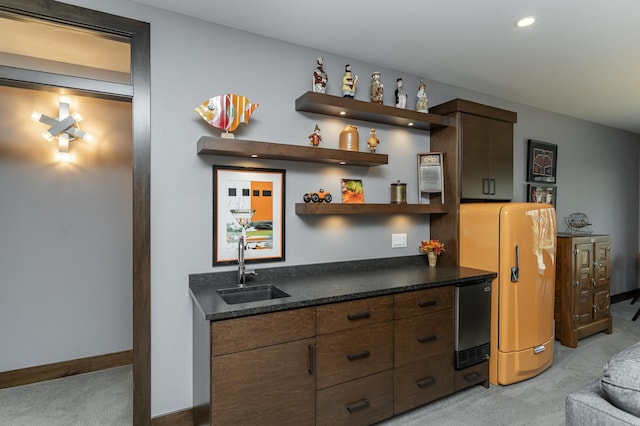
(131, 0), (640, 134)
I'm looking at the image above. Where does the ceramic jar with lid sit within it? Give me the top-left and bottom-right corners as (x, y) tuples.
(339, 125), (359, 151)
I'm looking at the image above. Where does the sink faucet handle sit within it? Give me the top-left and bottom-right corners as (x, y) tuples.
(245, 269), (258, 276)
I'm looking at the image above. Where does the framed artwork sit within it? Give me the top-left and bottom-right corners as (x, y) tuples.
(527, 184), (557, 208)
(341, 179), (364, 203)
(213, 165), (285, 266)
(527, 139), (558, 183)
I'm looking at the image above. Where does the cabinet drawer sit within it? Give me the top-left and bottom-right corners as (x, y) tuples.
(316, 322), (393, 389)
(454, 360), (489, 391)
(394, 286), (453, 319)
(211, 307), (316, 356)
(394, 308), (454, 367)
(316, 370), (393, 426)
(316, 295), (393, 335)
(394, 355), (454, 414)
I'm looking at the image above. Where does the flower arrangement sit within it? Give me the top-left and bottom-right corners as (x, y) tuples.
(419, 239), (445, 256)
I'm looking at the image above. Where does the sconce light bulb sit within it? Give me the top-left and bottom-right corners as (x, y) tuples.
(31, 111), (42, 122)
(71, 112), (83, 122)
(41, 131), (54, 141)
(57, 152), (71, 162)
(83, 133), (94, 143)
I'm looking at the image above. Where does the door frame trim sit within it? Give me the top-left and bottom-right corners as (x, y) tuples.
(0, 1), (151, 423)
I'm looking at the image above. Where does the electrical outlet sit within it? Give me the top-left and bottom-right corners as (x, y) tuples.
(391, 233), (407, 248)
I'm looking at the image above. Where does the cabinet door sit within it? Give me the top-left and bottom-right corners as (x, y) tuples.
(593, 288), (611, 321)
(593, 240), (610, 287)
(488, 118), (514, 200)
(460, 114), (513, 200)
(572, 242), (594, 327)
(211, 338), (315, 426)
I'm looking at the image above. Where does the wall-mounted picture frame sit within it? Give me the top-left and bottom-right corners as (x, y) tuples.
(527, 184), (557, 208)
(213, 165), (285, 266)
(527, 139), (558, 183)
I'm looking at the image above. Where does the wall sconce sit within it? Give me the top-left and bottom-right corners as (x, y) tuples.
(31, 96), (93, 161)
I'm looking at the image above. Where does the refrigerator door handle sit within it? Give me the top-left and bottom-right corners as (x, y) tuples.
(510, 245), (519, 282)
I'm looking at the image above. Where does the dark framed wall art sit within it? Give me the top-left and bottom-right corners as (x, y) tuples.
(527, 139), (558, 183)
(527, 184), (557, 208)
(212, 165), (285, 265)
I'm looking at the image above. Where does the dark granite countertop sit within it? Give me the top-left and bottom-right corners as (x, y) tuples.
(189, 256), (496, 321)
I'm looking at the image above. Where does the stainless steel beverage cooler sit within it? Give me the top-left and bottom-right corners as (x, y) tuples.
(455, 279), (492, 370)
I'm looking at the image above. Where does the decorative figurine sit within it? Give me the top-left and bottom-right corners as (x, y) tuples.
(312, 56), (328, 94)
(370, 71), (383, 104)
(367, 128), (380, 153)
(395, 78), (407, 109)
(342, 64), (358, 98)
(194, 94), (259, 138)
(416, 79), (429, 113)
(308, 124), (322, 147)
(303, 189), (332, 203)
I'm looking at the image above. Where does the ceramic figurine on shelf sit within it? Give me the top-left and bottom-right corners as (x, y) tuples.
(367, 128), (380, 153)
(342, 64), (358, 98)
(194, 93), (259, 138)
(416, 79), (429, 113)
(370, 71), (383, 104)
(308, 124), (322, 147)
(312, 56), (328, 94)
(395, 78), (407, 109)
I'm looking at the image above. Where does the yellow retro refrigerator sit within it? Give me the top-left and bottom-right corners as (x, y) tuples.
(459, 203), (556, 385)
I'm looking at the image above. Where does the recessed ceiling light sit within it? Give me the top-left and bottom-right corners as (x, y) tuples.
(516, 16), (536, 28)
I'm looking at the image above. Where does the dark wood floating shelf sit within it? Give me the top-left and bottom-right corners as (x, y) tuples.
(295, 203), (447, 215)
(295, 91), (453, 131)
(197, 136), (388, 167)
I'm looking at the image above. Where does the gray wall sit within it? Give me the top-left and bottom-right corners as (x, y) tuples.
(51, 0), (640, 417)
(0, 86), (132, 371)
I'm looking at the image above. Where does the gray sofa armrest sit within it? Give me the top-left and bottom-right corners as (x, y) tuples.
(566, 381), (640, 426)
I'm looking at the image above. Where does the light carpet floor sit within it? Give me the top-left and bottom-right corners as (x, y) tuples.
(380, 300), (640, 426)
(1, 301), (638, 425)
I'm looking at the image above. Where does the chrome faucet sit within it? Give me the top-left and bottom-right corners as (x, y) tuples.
(230, 208), (257, 288)
(237, 233), (256, 287)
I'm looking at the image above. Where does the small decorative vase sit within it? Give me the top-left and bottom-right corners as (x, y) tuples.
(339, 125), (359, 151)
(427, 252), (438, 267)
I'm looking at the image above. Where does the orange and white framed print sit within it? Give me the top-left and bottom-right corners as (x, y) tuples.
(213, 165), (285, 266)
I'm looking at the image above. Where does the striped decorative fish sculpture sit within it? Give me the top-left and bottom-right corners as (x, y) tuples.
(194, 94), (259, 134)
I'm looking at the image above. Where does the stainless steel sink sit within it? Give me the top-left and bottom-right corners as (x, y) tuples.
(216, 285), (290, 305)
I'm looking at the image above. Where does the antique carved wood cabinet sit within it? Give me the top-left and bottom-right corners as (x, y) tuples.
(555, 233), (612, 348)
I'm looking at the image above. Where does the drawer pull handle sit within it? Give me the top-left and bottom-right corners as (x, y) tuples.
(416, 377), (436, 388)
(346, 399), (370, 413)
(308, 344), (314, 375)
(347, 311), (371, 321)
(418, 334), (437, 344)
(464, 372), (481, 382)
(418, 300), (437, 308)
(347, 350), (370, 361)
